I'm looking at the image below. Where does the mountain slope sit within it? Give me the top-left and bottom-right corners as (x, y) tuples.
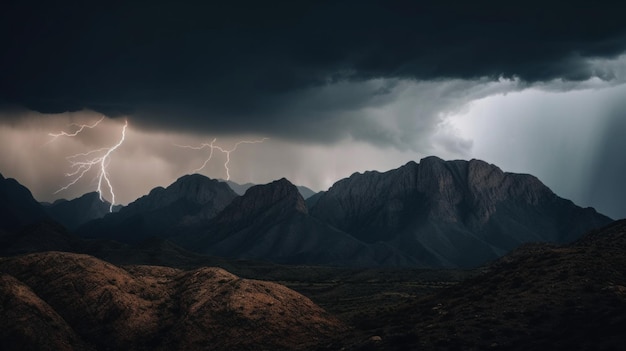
(78, 174), (237, 243)
(0, 252), (346, 350)
(43, 192), (113, 230)
(175, 178), (413, 267)
(359, 220), (626, 350)
(310, 156), (612, 267)
(0, 173), (47, 232)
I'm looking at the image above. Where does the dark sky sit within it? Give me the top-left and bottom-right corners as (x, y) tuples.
(2, 1), (626, 136)
(1, 1), (625, 218)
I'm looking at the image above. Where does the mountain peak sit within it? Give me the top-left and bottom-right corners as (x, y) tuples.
(77, 173), (238, 243)
(239, 178), (307, 215)
(213, 178), (307, 228)
(44, 191), (112, 230)
(310, 156), (612, 267)
(125, 173), (235, 215)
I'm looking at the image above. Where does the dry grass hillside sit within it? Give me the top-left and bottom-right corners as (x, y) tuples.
(348, 220), (626, 350)
(0, 252), (347, 350)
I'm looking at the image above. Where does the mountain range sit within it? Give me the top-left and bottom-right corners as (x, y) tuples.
(0, 156), (614, 268)
(70, 157), (612, 268)
(0, 158), (623, 350)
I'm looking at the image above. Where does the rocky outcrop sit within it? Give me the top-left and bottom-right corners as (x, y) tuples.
(0, 252), (347, 350)
(77, 174), (237, 243)
(309, 156), (612, 267)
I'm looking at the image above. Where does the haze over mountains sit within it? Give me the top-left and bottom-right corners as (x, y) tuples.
(2, 156), (612, 269)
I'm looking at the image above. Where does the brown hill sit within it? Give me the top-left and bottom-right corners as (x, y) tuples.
(351, 220), (626, 350)
(0, 252), (346, 350)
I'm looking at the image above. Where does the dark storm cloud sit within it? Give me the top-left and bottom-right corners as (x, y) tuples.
(2, 0), (626, 140)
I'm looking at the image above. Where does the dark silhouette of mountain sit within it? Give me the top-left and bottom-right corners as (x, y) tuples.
(355, 220), (626, 350)
(309, 156), (612, 268)
(224, 180), (255, 195)
(0, 173), (47, 232)
(0, 221), (79, 256)
(305, 190), (325, 209)
(2, 157), (613, 269)
(77, 174), (237, 243)
(174, 178), (413, 266)
(43, 192), (113, 230)
(0, 252), (346, 351)
(226, 179), (317, 199)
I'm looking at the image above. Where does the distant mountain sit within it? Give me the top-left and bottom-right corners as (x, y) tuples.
(0, 252), (346, 350)
(305, 190), (325, 209)
(309, 156), (612, 267)
(225, 179), (317, 199)
(362, 219), (626, 350)
(175, 178), (412, 266)
(224, 180), (256, 195)
(42, 192), (114, 230)
(77, 174), (237, 243)
(0, 173), (47, 233)
(296, 185), (317, 199)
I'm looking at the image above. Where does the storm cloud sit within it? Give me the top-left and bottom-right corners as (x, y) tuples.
(2, 0), (626, 144)
(1, 1), (626, 219)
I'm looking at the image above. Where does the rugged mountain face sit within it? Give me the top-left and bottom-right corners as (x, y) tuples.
(78, 174), (237, 243)
(310, 156), (612, 267)
(175, 178), (412, 267)
(0, 173), (47, 232)
(0, 252), (346, 350)
(43, 192), (113, 230)
(359, 220), (626, 350)
(1, 157), (614, 269)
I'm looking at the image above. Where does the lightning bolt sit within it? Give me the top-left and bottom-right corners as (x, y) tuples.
(46, 116), (105, 144)
(54, 120), (128, 212)
(176, 137), (268, 180)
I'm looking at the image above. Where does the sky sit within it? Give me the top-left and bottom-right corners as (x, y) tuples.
(1, 1), (625, 219)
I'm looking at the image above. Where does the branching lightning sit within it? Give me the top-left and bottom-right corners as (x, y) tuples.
(53, 119), (128, 212)
(46, 116), (105, 144)
(176, 137), (268, 180)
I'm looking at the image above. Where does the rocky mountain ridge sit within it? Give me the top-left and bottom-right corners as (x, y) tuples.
(0, 157), (614, 268)
(173, 179), (412, 267)
(309, 156), (611, 267)
(77, 174), (237, 243)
